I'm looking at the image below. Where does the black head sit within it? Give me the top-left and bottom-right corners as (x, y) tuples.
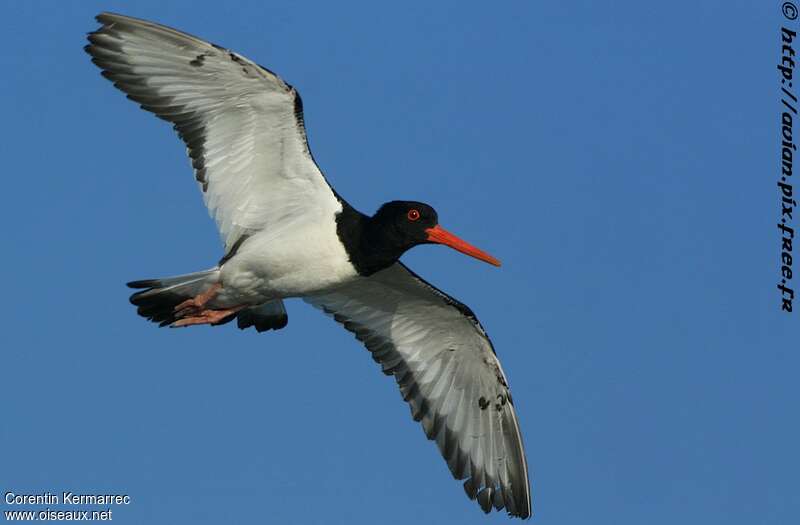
(371, 201), (439, 249)
(350, 200), (500, 276)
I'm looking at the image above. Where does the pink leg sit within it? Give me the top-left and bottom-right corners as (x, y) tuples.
(174, 283), (222, 317)
(171, 305), (245, 328)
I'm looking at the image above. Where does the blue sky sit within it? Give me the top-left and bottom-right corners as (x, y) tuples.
(0, 1), (794, 524)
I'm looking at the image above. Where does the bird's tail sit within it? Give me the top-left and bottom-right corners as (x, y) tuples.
(127, 269), (289, 331)
(127, 268), (220, 327)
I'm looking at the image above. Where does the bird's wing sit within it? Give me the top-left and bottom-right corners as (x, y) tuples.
(85, 12), (340, 253)
(304, 263), (532, 518)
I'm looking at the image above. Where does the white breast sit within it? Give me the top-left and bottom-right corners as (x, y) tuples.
(218, 204), (358, 303)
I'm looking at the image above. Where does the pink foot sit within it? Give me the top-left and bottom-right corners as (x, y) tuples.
(174, 283), (222, 317)
(171, 306), (245, 328)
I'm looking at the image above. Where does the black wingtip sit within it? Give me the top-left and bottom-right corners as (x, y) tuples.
(476, 488), (492, 514)
(463, 479), (477, 500)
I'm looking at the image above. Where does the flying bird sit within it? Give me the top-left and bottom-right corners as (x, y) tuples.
(85, 12), (531, 518)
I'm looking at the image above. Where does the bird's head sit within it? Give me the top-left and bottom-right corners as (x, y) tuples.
(370, 200), (501, 267)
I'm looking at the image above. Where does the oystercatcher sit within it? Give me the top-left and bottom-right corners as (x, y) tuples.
(86, 12), (532, 518)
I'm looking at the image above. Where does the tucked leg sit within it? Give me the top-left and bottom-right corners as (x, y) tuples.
(174, 282), (222, 317)
(171, 305), (246, 328)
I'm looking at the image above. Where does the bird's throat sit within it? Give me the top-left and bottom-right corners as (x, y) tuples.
(335, 202), (407, 276)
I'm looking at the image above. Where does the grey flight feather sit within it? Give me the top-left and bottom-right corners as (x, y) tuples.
(305, 263), (532, 519)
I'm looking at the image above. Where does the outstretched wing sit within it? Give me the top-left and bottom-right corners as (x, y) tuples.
(85, 12), (340, 252)
(305, 263), (532, 518)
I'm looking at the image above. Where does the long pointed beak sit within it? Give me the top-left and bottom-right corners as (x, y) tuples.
(425, 225), (501, 267)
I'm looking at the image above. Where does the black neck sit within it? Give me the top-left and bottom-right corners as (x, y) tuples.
(335, 201), (408, 276)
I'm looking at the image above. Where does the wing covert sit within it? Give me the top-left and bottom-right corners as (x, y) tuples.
(85, 12), (340, 251)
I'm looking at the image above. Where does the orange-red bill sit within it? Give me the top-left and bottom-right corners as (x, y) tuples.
(425, 225), (501, 267)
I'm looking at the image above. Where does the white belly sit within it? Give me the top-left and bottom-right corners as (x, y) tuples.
(217, 214), (358, 305)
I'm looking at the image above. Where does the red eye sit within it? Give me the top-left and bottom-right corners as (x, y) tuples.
(407, 209), (420, 221)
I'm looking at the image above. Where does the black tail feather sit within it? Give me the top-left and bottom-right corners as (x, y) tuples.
(127, 279), (162, 289)
(130, 286), (188, 326)
(126, 269), (219, 327)
(126, 270), (288, 332)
